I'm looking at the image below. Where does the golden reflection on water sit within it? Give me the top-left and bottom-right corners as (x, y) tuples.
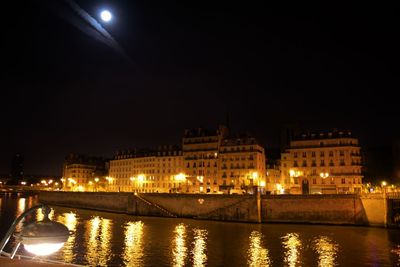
(192, 228), (207, 267)
(15, 198), (26, 232)
(247, 231), (271, 267)
(36, 207), (55, 221)
(17, 198), (25, 217)
(56, 212), (77, 263)
(172, 224), (188, 267)
(123, 221), (145, 267)
(282, 233), (302, 267)
(85, 216), (113, 266)
(312, 236), (339, 267)
(391, 245), (400, 266)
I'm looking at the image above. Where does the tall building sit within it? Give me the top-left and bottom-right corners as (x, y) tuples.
(182, 126), (228, 193)
(280, 130), (363, 194)
(62, 153), (108, 191)
(10, 154), (24, 184)
(265, 162), (281, 194)
(218, 136), (266, 193)
(108, 146), (183, 193)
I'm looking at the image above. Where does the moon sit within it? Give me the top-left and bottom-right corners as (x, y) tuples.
(100, 10), (112, 22)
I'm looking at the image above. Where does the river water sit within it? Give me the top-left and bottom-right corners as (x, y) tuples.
(0, 192), (399, 266)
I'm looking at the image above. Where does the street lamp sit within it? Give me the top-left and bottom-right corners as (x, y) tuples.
(174, 173), (186, 193)
(381, 181), (387, 195)
(320, 172), (329, 179)
(0, 204), (70, 259)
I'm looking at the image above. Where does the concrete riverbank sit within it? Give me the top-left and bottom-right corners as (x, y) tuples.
(39, 191), (399, 227)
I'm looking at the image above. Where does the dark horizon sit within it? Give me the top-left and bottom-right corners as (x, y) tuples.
(1, 1), (399, 176)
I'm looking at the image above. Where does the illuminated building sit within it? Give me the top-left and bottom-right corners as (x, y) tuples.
(108, 125), (266, 194)
(62, 153), (108, 191)
(218, 136), (266, 193)
(182, 126), (228, 193)
(265, 163), (281, 194)
(280, 130), (363, 194)
(108, 146), (183, 193)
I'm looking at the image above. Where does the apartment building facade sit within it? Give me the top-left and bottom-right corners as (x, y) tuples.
(280, 130), (363, 194)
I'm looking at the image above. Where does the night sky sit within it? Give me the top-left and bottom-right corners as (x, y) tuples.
(1, 1), (399, 176)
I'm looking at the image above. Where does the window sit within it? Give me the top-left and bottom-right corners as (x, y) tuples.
(320, 152), (325, 157)
(340, 159), (345, 166)
(341, 178), (345, 184)
(302, 152), (306, 158)
(312, 152), (316, 157)
(294, 152), (298, 158)
(313, 178), (316, 184)
(293, 161), (298, 167)
(302, 160), (307, 167)
(320, 160), (325, 166)
(329, 151), (333, 157)
(340, 150), (344, 156)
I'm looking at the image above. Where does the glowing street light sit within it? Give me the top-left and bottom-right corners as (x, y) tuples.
(320, 172), (329, 179)
(100, 10), (112, 22)
(381, 181), (387, 187)
(196, 176), (204, 183)
(252, 172), (259, 180)
(137, 175), (145, 182)
(0, 205), (70, 259)
(175, 173), (186, 182)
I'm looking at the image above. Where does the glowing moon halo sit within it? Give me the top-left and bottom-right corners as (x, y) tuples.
(100, 10), (112, 22)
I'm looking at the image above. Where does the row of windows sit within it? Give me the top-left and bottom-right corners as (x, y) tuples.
(291, 177), (361, 185)
(111, 168), (183, 176)
(115, 151), (182, 160)
(222, 164), (255, 169)
(111, 157), (183, 166)
(221, 146), (255, 152)
(221, 156), (255, 161)
(286, 168), (362, 176)
(113, 176), (187, 182)
(111, 162), (182, 169)
(222, 173), (261, 178)
(293, 159), (352, 167)
(191, 170), (218, 176)
(293, 150), (359, 158)
(186, 162), (218, 168)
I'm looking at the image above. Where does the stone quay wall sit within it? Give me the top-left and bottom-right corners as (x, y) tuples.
(39, 192), (391, 227)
